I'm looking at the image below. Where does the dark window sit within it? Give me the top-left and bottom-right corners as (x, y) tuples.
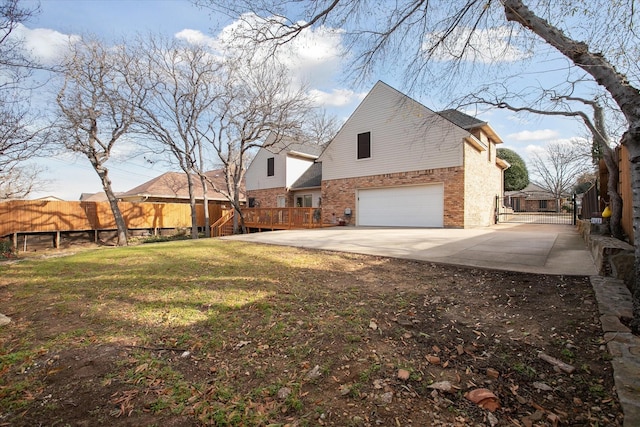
(357, 132), (371, 159)
(267, 157), (275, 176)
(539, 200), (548, 210)
(248, 197), (256, 208)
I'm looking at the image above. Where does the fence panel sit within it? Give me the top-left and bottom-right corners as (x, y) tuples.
(0, 200), (224, 237)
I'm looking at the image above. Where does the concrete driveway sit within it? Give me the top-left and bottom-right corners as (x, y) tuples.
(222, 223), (597, 275)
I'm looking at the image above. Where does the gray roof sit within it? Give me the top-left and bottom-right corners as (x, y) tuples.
(291, 162), (322, 189)
(505, 183), (567, 200)
(438, 109), (486, 130)
(267, 136), (325, 157)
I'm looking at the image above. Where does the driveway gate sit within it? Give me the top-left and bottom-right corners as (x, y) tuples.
(495, 195), (577, 225)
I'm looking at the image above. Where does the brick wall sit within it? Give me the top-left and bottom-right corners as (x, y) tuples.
(321, 166), (465, 227)
(246, 188), (292, 208)
(463, 143), (503, 227)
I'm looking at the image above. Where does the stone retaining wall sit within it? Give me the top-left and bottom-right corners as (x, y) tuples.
(578, 219), (635, 292)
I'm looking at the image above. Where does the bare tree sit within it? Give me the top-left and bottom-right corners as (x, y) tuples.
(199, 0), (640, 333)
(303, 109), (341, 146)
(205, 60), (310, 233)
(461, 87), (625, 238)
(134, 35), (222, 239)
(0, 163), (45, 199)
(55, 37), (146, 246)
(528, 139), (591, 212)
(0, 0), (47, 193)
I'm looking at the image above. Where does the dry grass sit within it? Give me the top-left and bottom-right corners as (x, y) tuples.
(0, 239), (622, 426)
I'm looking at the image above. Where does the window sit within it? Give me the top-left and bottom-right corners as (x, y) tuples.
(539, 200), (548, 210)
(296, 195), (313, 207)
(357, 132), (371, 159)
(267, 157), (275, 176)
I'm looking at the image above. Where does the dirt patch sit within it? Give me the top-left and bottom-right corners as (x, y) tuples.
(0, 246), (622, 426)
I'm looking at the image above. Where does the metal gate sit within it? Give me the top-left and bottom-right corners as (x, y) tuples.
(495, 195), (576, 225)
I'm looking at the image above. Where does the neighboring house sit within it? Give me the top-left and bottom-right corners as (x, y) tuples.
(244, 81), (508, 228)
(119, 169), (244, 207)
(504, 183), (567, 213)
(245, 135), (324, 208)
(79, 192), (111, 202)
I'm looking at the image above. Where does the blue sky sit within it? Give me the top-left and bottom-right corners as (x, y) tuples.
(19, 0), (585, 200)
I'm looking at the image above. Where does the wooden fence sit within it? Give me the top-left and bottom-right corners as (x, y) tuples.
(0, 200), (223, 238)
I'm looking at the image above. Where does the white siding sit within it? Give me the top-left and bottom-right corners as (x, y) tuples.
(319, 82), (467, 181)
(286, 156), (315, 188)
(244, 147), (287, 190)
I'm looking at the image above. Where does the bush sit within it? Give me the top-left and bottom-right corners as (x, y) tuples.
(0, 240), (15, 259)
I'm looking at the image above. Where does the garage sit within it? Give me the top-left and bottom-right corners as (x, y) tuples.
(357, 184), (444, 227)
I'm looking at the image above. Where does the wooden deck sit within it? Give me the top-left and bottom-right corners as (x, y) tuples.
(242, 207), (325, 230)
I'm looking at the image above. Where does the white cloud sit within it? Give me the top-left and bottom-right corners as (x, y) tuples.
(308, 88), (366, 107)
(424, 26), (530, 63)
(175, 29), (216, 47)
(181, 14), (345, 89)
(14, 23), (80, 65)
(524, 137), (589, 156)
(507, 129), (559, 142)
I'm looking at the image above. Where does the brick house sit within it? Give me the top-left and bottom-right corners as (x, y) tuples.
(244, 134), (324, 209)
(246, 81), (509, 228)
(504, 183), (567, 213)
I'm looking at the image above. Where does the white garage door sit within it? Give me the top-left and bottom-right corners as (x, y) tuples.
(357, 184), (444, 227)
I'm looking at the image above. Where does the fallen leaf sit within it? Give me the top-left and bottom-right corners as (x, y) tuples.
(134, 363), (148, 374)
(427, 381), (458, 393)
(466, 388), (496, 404)
(397, 369), (410, 380)
(425, 355), (441, 365)
(486, 368), (499, 379)
(465, 388), (500, 412)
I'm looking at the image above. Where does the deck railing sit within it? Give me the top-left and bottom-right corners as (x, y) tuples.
(242, 207), (323, 230)
(211, 209), (234, 237)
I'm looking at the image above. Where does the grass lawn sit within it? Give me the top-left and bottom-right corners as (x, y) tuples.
(0, 239), (622, 426)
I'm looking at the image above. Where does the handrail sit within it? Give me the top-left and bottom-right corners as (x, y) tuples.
(211, 209), (234, 237)
(242, 207), (323, 229)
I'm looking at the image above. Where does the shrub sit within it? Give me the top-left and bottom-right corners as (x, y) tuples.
(0, 239), (15, 259)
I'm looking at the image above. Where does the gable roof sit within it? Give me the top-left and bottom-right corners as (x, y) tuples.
(505, 183), (566, 199)
(437, 109), (503, 144)
(264, 134), (325, 158)
(120, 169), (244, 202)
(437, 109), (486, 129)
(290, 162), (322, 189)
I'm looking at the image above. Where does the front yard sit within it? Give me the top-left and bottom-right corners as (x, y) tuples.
(0, 239), (622, 426)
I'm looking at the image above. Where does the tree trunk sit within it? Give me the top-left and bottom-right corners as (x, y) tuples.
(232, 188), (242, 234)
(96, 165), (128, 246)
(200, 175), (210, 237)
(604, 147), (624, 240)
(186, 172), (199, 239)
(627, 140), (640, 333)
(503, 0), (640, 334)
